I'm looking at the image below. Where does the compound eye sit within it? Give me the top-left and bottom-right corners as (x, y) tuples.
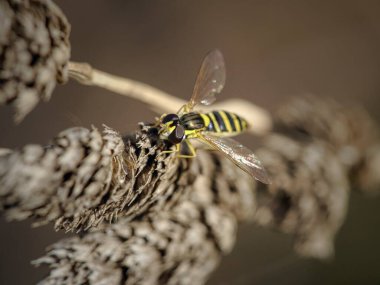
(162, 113), (179, 125)
(168, 125), (185, 144)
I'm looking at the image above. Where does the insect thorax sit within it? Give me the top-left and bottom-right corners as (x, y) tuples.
(180, 112), (207, 131)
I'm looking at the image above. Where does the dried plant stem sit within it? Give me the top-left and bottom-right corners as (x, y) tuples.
(68, 61), (184, 113)
(68, 61), (272, 135)
(0, 149), (11, 156)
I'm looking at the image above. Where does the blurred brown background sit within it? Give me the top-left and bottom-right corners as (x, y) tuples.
(1, 1), (380, 284)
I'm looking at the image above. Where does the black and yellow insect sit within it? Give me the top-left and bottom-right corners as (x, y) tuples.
(158, 49), (270, 184)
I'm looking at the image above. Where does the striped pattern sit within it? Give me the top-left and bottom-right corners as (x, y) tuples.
(205, 110), (248, 135)
(180, 112), (206, 130)
(179, 111), (248, 137)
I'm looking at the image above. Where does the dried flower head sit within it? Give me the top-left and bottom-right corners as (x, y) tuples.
(0, 0), (70, 122)
(1, 96), (379, 284)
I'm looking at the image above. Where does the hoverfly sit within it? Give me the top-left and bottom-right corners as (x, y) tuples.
(158, 49), (270, 184)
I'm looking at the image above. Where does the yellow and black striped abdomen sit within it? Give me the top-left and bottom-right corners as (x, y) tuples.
(203, 110), (248, 136)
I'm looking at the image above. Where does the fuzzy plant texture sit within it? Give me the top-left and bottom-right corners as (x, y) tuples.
(1, 1), (380, 285)
(1, 97), (380, 284)
(0, 0), (70, 122)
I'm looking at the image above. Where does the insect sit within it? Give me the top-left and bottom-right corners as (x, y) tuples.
(158, 49), (270, 184)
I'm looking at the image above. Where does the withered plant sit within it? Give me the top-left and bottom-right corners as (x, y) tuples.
(1, 1), (379, 284)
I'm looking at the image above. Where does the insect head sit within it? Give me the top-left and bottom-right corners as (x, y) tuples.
(159, 113), (185, 144)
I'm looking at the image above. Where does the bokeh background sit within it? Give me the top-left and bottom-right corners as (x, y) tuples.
(1, 1), (380, 284)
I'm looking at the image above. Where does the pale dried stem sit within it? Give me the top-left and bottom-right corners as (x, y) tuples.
(68, 61), (272, 136)
(0, 148), (11, 156)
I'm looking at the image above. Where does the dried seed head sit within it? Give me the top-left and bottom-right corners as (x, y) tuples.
(255, 135), (349, 259)
(274, 96), (380, 194)
(1, 97), (380, 284)
(0, 0), (71, 122)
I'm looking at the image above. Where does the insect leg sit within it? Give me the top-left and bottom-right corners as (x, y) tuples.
(160, 143), (180, 155)
(176, 140), (197, 158)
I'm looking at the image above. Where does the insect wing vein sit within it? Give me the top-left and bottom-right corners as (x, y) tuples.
(198, 134), (270, 184)
(189, 49), (226, 110)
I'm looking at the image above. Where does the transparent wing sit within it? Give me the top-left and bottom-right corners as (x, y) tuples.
(199, 134), (271, 184)
(188, 49), (226, 110)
